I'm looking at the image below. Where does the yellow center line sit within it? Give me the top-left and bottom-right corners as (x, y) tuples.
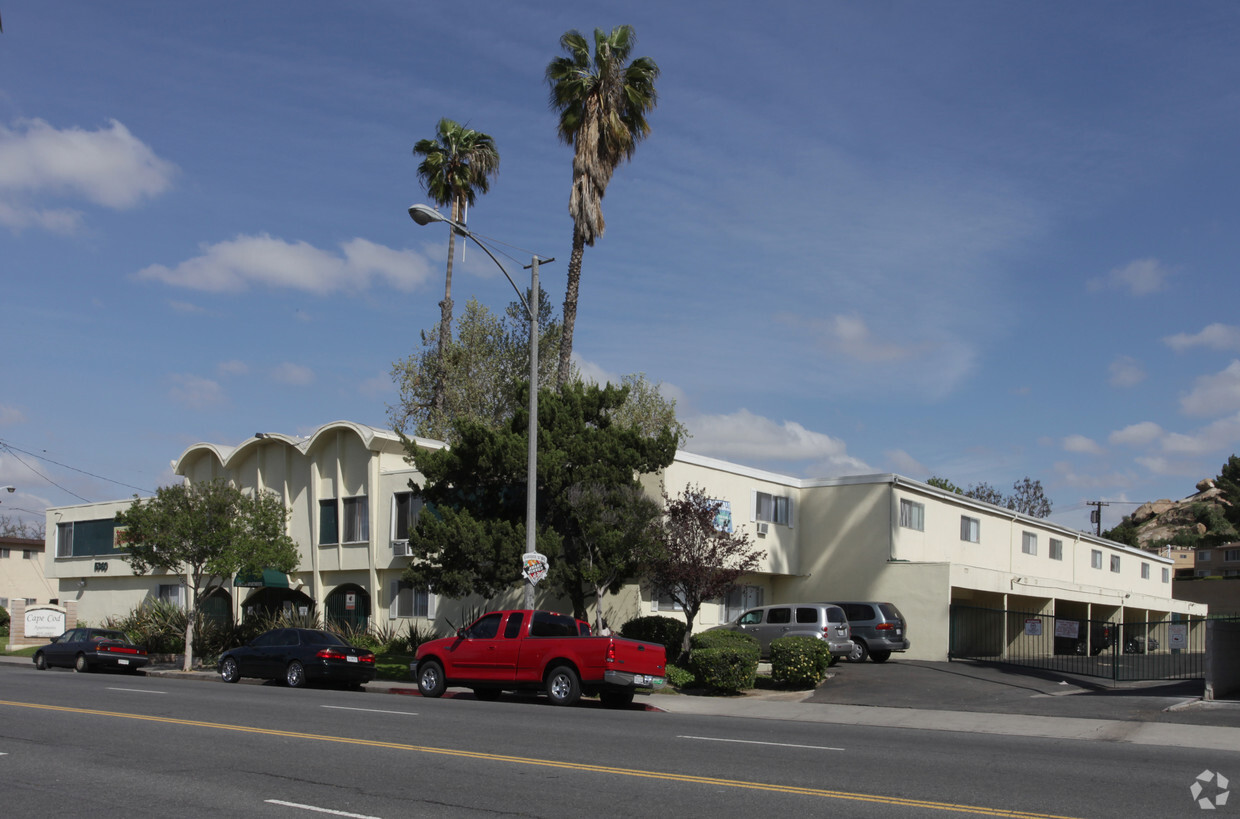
(0, 699), (1082, 819)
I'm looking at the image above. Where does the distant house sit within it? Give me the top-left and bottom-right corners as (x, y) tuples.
(1161, 543), (1240, 616)
(0, 535), (55, 611)
(45, 420), (1203, 661)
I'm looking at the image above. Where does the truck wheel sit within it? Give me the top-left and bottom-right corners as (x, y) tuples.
(418, 660), (446, 698)
(870, 650), (892, 663)
(599, 689), (634, 708)
(545, 665), (581, 707)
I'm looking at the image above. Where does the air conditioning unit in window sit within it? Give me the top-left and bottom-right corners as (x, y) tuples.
(755, 522), (769, 536)
(392, 539), (412, 557)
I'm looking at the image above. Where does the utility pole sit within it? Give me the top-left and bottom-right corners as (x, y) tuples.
(1087, 501), (1111, 536)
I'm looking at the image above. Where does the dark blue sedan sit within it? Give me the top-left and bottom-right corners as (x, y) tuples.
(33, 627), (150, 673)
(218, 628), (376, 689)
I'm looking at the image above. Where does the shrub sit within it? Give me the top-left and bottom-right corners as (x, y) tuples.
(687, 629), (759, 693)
(769, 636), (831, 688)
(405, 621), (441, 653)
(619, 615), (687, 661)
(0, 604), (9, 632)
(664, 663), (696, 688)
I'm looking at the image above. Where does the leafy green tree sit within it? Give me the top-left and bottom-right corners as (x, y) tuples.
(926, 476), (963, 494)
(546, 25), (660, 387)
(1007, 477), (1052, 518)
(413, 118), (500, 412)
(965, 482), (1007, 507)
(646, 484), (765, 660)
(403, 381), (677, 616)
(604, 372), (690, 448)
(1101, 515), (1140, 548)
(115, 480), (299, 671)
(1, 514), (45, 539)
(1214, 455), (1240, 529)
(388, 292), (562, 442)
(561, 482), (662, 631)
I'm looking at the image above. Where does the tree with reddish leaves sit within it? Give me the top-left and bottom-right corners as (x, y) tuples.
(648, 484), (764, 661)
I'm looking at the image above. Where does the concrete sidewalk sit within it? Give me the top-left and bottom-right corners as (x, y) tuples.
(6, 653), (1240, 752)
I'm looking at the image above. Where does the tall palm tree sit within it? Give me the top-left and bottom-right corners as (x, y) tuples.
(413, 118), (500, 412)
(546, 26), (660, 388)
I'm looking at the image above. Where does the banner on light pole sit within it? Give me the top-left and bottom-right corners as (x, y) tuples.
(522, 552), (548, 585)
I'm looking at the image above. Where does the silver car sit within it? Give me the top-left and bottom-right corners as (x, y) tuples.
(716, 603), (854, 658)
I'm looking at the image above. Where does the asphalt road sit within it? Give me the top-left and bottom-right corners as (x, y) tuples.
(2, 662), (1237, 818)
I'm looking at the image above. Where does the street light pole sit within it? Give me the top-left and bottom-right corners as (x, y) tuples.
(408, 204), (551, 608)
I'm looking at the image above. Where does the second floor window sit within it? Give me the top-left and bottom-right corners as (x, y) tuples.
(899, 499), (925, 531)
(1049, 539), (1063, 561)
(754, 492), (791, 526)
(1021, 532), (1037, 556)
(392, 492), (422, 540)
(1091, 549), (1103, 570)
(960, 516), (980, 543)
(343, 496), (369, 543)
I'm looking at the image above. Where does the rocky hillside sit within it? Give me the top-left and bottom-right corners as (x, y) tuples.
(1117, 478), (1237, 550)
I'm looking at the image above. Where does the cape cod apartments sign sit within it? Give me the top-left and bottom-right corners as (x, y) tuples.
(24, 605), (66, 638)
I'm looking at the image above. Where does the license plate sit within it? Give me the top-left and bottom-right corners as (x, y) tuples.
(896, 629), (902, 636)
(347, 655), (358, 663)
(118, 659), (129, 666)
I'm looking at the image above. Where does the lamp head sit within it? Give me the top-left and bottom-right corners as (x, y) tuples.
(408, 204), (445, 226)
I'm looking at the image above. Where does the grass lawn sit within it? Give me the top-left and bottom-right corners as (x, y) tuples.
(374, 652), (415, 682)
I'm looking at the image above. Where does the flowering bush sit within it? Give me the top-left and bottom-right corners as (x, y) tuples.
(769, 636), (831, 688)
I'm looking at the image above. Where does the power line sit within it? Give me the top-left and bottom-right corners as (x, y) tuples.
(0, 438), (154, 499)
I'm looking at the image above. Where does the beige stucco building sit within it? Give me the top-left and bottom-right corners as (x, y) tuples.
(44, 420), (1204, 660)
(1, 535), (56, 611)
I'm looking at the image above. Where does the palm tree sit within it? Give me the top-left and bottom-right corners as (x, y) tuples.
(413, 118), (500, 412)
(546, 26), (660, 388)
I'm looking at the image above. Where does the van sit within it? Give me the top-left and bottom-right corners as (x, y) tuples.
(715, 603), (854, 659)
(827, 601), (911, 663)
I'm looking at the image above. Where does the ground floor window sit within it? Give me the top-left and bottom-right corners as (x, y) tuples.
(389, 580), (435, 619)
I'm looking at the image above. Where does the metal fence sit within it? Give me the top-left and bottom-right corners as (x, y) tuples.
(948, 605), (1240, 681)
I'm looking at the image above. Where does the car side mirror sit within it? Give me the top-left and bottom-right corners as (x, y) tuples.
(456, 627), (467, 639)
(50, 636), (60, 643)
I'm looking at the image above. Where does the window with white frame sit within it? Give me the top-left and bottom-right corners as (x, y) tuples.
(653, 587), (683, 611)
(960, 516), (980, 543)
(392, 491), (422, 540)
(754, 491), (792, 526)
(723, 585), (764, 623)
(158, 584), (185, 608)
(899, 499), (925, 531)
(1091, 549), (1103, 570)
(1141, 562), (1150, 579)
(1049, 538), (1063, 561)
(389, 580), (434, 618)
(1021, 532), (1037, 556)
(1110, 554), (1121, 573)
(343, 496), (369, 543)
(1162, 567), (1170, 583)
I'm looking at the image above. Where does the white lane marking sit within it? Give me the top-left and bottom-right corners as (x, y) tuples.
(106, 687), (165, 694)
(678, 735), (844, 751)
(265, 799), (381, 818)
(320, 705), (416, 716)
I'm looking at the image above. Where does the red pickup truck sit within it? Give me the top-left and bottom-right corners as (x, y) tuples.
(413, 609), (667, 707)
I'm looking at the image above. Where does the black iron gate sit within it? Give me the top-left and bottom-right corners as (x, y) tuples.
(949, 605), (1238, 681)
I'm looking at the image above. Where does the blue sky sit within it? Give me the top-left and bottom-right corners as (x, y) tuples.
(3, 2), (1240, 537)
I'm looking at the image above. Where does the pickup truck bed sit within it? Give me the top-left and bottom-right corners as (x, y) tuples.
(413, 609), (667, 707)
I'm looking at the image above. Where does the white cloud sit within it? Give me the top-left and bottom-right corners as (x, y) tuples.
(884, 449), (926, 476)
(1108, 356), (1145, 388)
(686, 410), (870, 475)
(820, 314), (918, 363)
(168, 374), (226, 409)
(1062, 434), (1104, 455)
(0, 404), (26, 426)
(271, 362), (315, 386)
(0, 118), (177, 231)
(135, 234), (435, 295)
(359, 371), (393, 399)
(217, 360), (249, 377)
(1180, 360), (1240, 417)
(1159, 412), (1240, 456)
(1088, 258), (1170, 296)
(1109, 421), (1163, 447)
(1052, 461), (1134, 490)
(1164, 323), (1240, 353)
